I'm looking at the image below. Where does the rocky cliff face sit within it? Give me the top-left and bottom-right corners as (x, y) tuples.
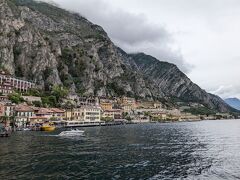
(129, 53), (235, 112)
(0, 0), (235, 112)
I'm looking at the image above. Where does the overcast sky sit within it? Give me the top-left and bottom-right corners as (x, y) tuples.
(46, 0), (240, 99)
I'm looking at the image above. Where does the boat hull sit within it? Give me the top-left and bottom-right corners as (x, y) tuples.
(41, 126), (55, 132)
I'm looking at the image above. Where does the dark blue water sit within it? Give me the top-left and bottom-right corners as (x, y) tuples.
(1, 120), (240, 179)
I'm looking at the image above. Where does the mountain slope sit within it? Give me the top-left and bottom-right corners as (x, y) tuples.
(0, 0), (236, 113)
(225, 98), (240, 110)
(129, 53), (236, 112)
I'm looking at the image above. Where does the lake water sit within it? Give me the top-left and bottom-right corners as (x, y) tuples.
(1, 120), (240, 179)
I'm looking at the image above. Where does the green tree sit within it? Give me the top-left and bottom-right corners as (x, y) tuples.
(24, 89), (41, 96)
(32, 101), (42, 107)
(126, 116), (132, 121)
(101, 117), (113, 122)
(52, 85), (69, 102)
(8, 93), (24, 104)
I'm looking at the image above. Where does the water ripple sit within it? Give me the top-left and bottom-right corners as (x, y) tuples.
(1, 120), (240, 179)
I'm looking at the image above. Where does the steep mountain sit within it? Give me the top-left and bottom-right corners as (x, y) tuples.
(0, 0), (236, 113)
(128, 53), (236, 112)
(225, 98), (240, 110)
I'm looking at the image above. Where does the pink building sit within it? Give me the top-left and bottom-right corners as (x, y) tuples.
(0, 70), (35, 93)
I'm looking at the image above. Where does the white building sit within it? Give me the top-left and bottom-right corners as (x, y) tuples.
(15, 105), (35, 127)
(4, 103), (15, 117)
(22, 96), (41, 103)
(81, 106), (101, 122)
(0, 70), (35, 92)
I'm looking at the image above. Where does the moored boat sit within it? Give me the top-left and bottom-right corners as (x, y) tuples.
(41, 123), (56, 132)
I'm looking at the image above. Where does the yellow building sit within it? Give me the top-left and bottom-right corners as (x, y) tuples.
(65, 106), (101, 122)
(65, 108), (83, 121)
(50, 108), (65, 120)
(100, 102), (113, 111)
(119, 97), (136, 112)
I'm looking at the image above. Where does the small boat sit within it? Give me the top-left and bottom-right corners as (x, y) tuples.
(41, 123), (56, 132)
(22, 128), (31, 131)
(41, 126), (56, 131)
(59, 129), (84, 136)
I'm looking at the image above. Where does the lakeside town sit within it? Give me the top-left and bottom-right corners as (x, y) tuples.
(0, 69), (236, 135)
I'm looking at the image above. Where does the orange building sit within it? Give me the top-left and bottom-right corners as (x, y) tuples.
(100, 102), (113, 111)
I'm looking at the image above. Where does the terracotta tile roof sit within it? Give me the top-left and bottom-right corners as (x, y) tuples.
(15, 105), (34, 112)
(36, 108), (54, 114)
(30, 106), (40, 111)
(50, 108), (65, 113)
(30, 116), (48, 119)
(104, 109), (122, 112)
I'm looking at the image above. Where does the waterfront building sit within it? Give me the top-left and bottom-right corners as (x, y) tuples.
(15, 105), (35, 127)
(65, 109), (72, 121)
(216, 113), (232, 119)
(65, 106), (101, 123)
(29, 106), (49, 126)
(4, 103), (15, 117)
(151, 112), (167, 121)
(65, 108), (83, 121)
(119, 97), (136, 113)
(35, 108), (54, 119)
(29, 116), (48, 126)
(179, 113), (200, 121)
(81, 106), (101, 122)
(50, 108), (65, 120)
(132, 115), (150, 123)
(102, 109), (122, 119)
(202, 115), (216, 120)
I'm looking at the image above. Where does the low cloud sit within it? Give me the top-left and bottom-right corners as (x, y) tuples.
(43, 0), (191, 72)
(210, 85), (240, 99)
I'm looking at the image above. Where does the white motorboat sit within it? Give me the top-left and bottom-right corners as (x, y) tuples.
(23, 128), (31, 131)
(59, 129), (84, 136)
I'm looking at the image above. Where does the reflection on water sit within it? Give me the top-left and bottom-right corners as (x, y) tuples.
(1, 120), (240, 179)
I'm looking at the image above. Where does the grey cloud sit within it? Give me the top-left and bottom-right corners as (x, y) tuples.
(46, 0), (191, 72)
(210, 85), (240, 99)
(54, 0), (170, 45)
(101, 12), (170, 45)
